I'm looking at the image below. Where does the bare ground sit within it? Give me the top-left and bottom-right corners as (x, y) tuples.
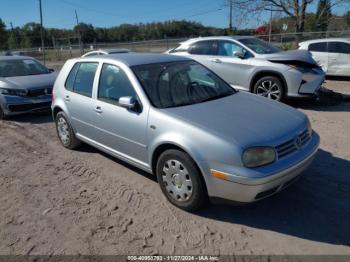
(0, 80), (349, 255)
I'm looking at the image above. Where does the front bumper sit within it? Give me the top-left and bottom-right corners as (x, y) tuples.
(285, 68), (325, 97)
(205, 132), (320, 203)
(0, 94), (52, 116)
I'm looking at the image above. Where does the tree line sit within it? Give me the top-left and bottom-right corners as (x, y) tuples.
(0, 20), (227, 51)
(1, 1), (349, 51)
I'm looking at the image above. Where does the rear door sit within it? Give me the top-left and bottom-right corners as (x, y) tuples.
(186, 40), (217, 70)
(308, 42), (328, 72)
(327, 41), (350, 76)
(64, 62), (99, 139)
(211, 40), (253, 90)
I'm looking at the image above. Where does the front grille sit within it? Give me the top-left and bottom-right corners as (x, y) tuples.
(8, 102), (51, 112)
(275, 129), (311, 159)
(27, 88), (52, 97)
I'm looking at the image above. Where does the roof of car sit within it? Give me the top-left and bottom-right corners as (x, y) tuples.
(103, 48), (130, 53)
(79, 53), (192, 66)
(300, 37), (350, 45)
(181, 35), (255, 44)
(0, 55), (34, 61)
(85, 48), (130, 54)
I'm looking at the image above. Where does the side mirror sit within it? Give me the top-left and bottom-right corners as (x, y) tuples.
(233, 50), (244, 59)
(48, 68), (55, 72)
(119, 96), (137, 109)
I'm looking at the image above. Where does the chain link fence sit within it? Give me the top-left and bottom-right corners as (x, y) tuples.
(6, 30), (350, 64)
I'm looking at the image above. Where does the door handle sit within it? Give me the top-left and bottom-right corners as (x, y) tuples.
(213, 58), (222, 63)
(65, 95), (70, 102)
(95, 106), (103, 113)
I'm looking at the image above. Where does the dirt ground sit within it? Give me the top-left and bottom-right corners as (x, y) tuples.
(0, 80), (349, 255)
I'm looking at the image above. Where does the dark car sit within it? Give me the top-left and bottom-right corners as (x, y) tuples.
(0, 56), (58, 119)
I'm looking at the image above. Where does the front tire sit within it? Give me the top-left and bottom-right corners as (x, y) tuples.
(55, 111), (81, 149)
(156, 149), (208, 211)
(253, 76), (285, 101)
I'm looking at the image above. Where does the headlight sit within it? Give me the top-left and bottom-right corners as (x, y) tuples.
(0, 88), (28, 96)
(287, 64), (316, 74)
(242, 147), (276, 168)
(307, 118), (312, 135)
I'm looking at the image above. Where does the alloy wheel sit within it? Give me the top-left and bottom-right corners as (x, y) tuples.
(256, 80), (281, 100)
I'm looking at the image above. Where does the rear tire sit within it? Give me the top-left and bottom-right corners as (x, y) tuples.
(253, 76), (285, 101)
(156, 149), (208, 211)
(55, 111), (81, 149)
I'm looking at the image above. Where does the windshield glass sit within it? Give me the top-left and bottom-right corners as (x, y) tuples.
(132, 61), (235, 108)
(0, 59), (50, 77)
(239, 38), (281, 54)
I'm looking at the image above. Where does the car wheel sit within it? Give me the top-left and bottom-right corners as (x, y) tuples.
(55, 111), (81, 149)
(253, 76), (284, 101)
(156, 149), (208, 211)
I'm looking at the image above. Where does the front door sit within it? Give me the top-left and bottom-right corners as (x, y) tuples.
(212, 40), (253, 91)
(93, 63), (149, 165)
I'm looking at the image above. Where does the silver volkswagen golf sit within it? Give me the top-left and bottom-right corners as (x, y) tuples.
(52, 53), (320, 211)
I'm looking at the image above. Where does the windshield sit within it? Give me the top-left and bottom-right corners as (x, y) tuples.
(0, 59), (50, 77)
(132, 61), (235, 108)
(239, 38), (281, 54)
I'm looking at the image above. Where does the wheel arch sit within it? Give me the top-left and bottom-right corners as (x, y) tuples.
(249, 70), (288, 94)
(150, 142), (209, 193)
(52, 106), (63, 120)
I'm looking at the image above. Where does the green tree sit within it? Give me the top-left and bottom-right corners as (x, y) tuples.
(0, 18), (8, 50)
(345, 11), (350, 26)
(73, 23), (96, 43)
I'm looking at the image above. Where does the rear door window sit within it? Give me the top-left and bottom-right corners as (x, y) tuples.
(65, 62), (98, 97)
(308, 42), (327, 52)
(189, 41), (215, 55)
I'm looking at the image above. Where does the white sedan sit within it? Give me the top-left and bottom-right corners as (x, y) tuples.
(299, 38), (350, 76)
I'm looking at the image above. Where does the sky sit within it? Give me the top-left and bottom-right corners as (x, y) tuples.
(0, 0), (348, 30)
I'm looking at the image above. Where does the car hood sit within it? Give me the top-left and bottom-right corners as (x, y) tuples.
(163, 92), (307, 147)
(261, 50), (318, 66)
(0, 72), (58, 90)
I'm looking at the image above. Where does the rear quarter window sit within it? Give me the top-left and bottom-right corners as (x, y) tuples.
(65, 62), (98, 97)
(65, 63), (80, 91)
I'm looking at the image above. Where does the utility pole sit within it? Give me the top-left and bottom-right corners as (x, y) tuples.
(38, 0), (45, 65)
(269, 7), (272, 42)
(229, 0), (233, 34)
(75, 9), (83, 55)
(10, 22), (17, 49)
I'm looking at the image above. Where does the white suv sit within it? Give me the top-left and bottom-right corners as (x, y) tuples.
(167, 36), (325, 101)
